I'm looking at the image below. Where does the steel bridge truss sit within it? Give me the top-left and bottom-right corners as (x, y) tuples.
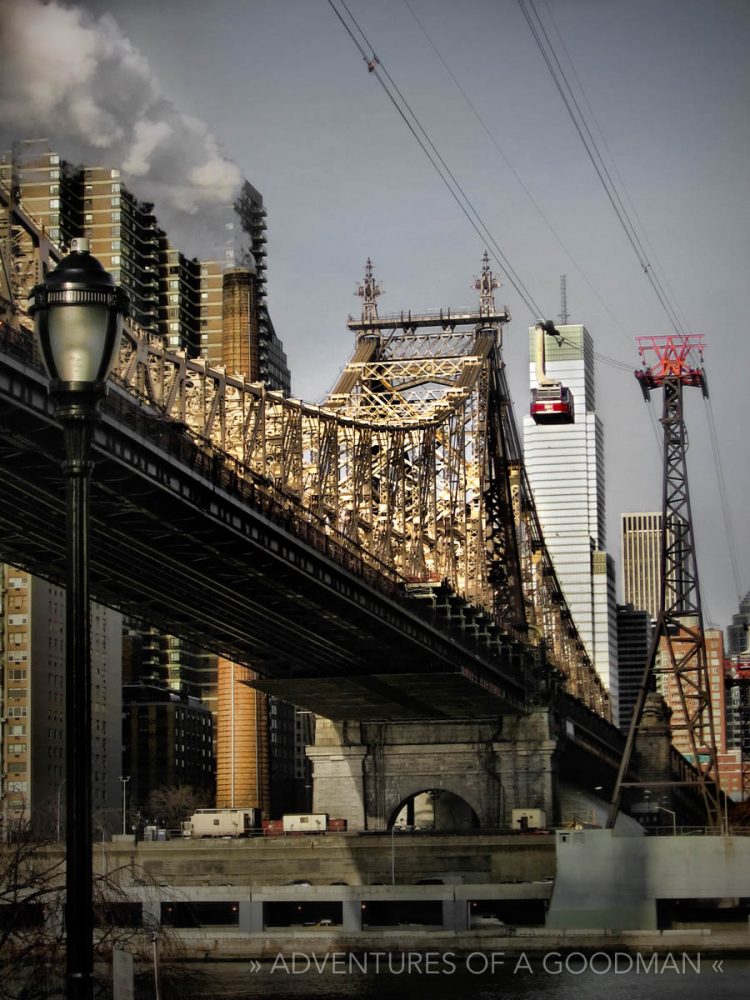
(0, 188), (608, 716)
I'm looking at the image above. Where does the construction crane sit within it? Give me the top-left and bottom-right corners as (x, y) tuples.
(608, 334), (722, 830)
(529, 319), (575, 424)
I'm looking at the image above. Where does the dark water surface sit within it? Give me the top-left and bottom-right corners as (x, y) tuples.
(195, 953), (750, 999)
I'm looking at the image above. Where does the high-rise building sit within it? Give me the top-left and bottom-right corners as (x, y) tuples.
(621, 512), (663, 620)
(0, 140), (83, 251)
(0, 566), (122, 838)
(728, 592), (750, 656)
(158, 234), (200, 355)
(82, 166), (160, 333)
(616, 604), (652, 732)
(725, 659), (750, 800)
(522, 324), (618, 713)
(121, 682), (214, 817)
(198, 260), (224, 364)
(215, 661), (269, 813)
(655, 626), (744, 792)
(621, 511), (689, 622)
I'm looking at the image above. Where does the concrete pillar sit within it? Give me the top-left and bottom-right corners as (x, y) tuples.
(342, 899), (362, 932)
(239, 900), (264, 933)
(141, 894), (162, 930)
(442, 898), (467, 931)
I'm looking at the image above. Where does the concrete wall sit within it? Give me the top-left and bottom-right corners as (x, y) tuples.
(83, 832), (555, 888)
(547, 829), (750, 930)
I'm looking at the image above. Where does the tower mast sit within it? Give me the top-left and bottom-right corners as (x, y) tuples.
(608, 334), (722, 829)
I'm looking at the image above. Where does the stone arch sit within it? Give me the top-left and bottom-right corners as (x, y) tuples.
(386, 784), (482, 831)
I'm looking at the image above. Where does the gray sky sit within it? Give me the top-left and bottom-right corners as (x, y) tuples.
(2, 0), (748, 632)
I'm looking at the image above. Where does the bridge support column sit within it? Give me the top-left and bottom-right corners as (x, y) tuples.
(306, 719), (368, 831)
(496, 711), (560, 830)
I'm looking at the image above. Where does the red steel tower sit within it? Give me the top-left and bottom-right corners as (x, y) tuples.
(610, 335), (722, 829)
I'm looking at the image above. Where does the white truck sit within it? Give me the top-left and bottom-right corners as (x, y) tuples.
(185, 807), (261, 838)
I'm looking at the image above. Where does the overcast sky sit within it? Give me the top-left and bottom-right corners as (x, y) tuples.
(2, 0), (748, 633)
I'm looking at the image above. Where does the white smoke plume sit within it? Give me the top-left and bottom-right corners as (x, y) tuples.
(0, 0), (242, 249)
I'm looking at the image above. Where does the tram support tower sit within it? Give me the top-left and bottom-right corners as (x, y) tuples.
(608, 334), (722, 830)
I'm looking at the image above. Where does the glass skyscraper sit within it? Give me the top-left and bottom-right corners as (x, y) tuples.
(523, 324), (618, 716)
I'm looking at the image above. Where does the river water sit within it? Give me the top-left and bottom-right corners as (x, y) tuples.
(195, 953), (750, 999)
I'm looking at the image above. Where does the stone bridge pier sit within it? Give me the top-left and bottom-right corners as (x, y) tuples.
(307, 712), (560, 831)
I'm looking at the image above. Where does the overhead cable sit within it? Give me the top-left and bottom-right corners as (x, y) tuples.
(328, 0), (545, 319)
(517, 0), (684, 334)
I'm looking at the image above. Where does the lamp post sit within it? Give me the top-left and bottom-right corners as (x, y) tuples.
(29, 239), (128, 1000)
(658, 806), (677, 837)
(119, 776), (130, 836)
(391, 823), (413, 884)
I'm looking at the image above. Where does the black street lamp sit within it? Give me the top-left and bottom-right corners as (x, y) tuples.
(29, 238), (128, 1000)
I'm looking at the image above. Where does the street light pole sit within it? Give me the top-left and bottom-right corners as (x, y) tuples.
(119, 776), (130, 836)
(391, 824), (396, 885)
(658, 806), (677, 837)
(30, 239), (127, 1000)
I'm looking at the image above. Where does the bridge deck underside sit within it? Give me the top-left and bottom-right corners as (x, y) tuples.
(0, 363), (528, 721)
(246, 673), (516, 721)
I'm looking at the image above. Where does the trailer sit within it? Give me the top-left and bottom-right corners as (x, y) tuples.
(186, 808), (261, 838)
(282, 813), (329, 834)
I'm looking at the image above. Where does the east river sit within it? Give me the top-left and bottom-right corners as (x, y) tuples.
(194, 953), (750, 999)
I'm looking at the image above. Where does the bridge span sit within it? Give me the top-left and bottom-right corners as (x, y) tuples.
(0, 322), (533, 721)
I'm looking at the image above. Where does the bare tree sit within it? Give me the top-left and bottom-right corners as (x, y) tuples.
(0, 836), (206, 999)
(147, 786), (208, 830)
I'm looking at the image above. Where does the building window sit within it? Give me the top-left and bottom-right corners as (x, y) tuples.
(85, 214), (93, 223)
(49, 184), (59, 195)
(50, 198), (60, 209)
